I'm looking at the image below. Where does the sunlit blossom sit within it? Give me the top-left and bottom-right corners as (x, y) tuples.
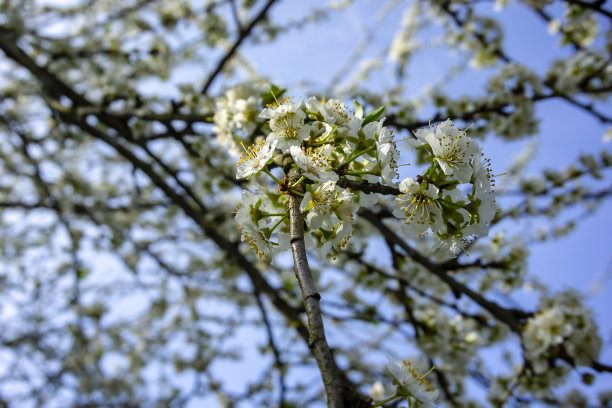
(414, 120), (480, 183)
(236, 139), (278, 179)
(301, 181), (338, 229)
(261, 97), (310, 152)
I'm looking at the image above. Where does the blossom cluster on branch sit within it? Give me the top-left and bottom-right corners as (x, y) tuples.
(523, 290), (602, 373)
(228, 87), (497, 261)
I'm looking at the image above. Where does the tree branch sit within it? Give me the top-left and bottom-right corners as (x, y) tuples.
(288, 190), (370, 408)
(336, 177), (400, 196)
(360, 208), (531, 333)
(201, 0), (279, 95)
(438, 1), (612, 125)
(0, 30), (314, 353)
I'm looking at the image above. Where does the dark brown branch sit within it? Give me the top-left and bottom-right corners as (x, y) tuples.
(0, 30), (313, 350)
(345, 251), (493, 327)
(72, 109), (310, 339)
(591, 360), (612, 373)
(0, 28), (88, 106)
(387, 83), (612, 134)
(336, 177), (400, 196)
(201, 0), (279, 95)
(379, 237), (459, 405)
(496, 187), (612, 223)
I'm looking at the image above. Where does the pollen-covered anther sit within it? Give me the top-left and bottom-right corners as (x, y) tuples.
(240, 227), (270, 259)
(274, 113), (303, 140)
(398, 189), (438, 232)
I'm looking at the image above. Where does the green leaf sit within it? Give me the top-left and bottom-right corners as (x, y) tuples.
(452, 212), (465, 223)
(361, 105), (385, 126)
(261, 85), (287, 106)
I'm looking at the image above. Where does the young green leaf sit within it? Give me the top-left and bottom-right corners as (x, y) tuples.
(261, 84), (287, 106)
(362, 105), (386, 126)
(353, 100), (364, 119)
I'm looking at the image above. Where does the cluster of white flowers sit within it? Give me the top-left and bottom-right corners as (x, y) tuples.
(441, 16), (502, 70)
(561, 4), (599, 47)
(394, 120), (497, 255)
(486, 64), (542, 140)
(415, 306), (489, 375)
(546, 51), (612, 95)
(232, 93), (497, 260)
(489, 291), (601, 403)
(213, 82), (270, 155)
(474, 232), (528, 293)
(522, 290), (602, 375)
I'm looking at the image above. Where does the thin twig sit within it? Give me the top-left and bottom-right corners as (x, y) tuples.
(201, 0), (279, 95)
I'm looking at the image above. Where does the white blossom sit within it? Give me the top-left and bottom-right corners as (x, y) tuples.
(469, 153), (497, 234)
(260, 97), (310, 152)
(414, 119), (480, 183)
(436, 234), (469, 256)
(235, 139), (277, 179)
(334, 189), (358, 222)
(393, 177), (443, 237)
(370, 381), (385, 400)
(314, 221), (353, 260)
(604, 128), (612, 143)
(239, 223), (273, 260)
(367, 119), (399, 184)
(301, 181), (339, 229)
(235, 190), (276, 229)
(305, 97), (351, 126)
(388, 3), (421, 75)
(523, 291), (602, 374)
(213, 82), (267, 155)
(387, 357), (439, 404)
(359, 191), (379, 207)
(289, 145), (339, 183)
